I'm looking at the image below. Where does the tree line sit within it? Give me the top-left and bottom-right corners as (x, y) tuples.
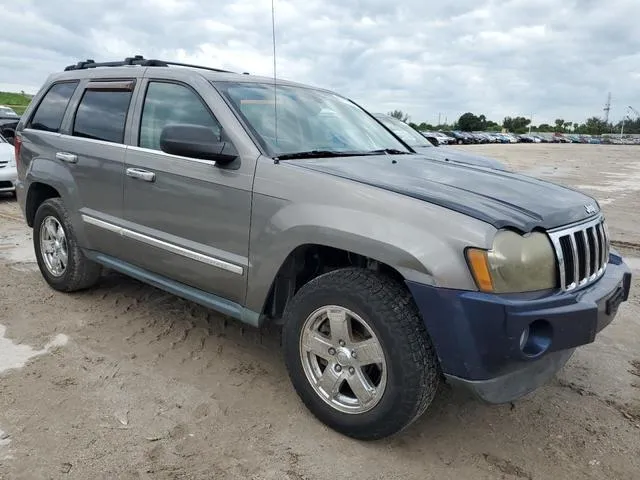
(388, 110), (640, 135)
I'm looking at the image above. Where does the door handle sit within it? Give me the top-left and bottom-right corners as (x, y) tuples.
(56, 152), (78, 163)
(126, 168), (156, 182)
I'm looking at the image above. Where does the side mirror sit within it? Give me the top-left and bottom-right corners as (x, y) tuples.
(159, 124), (238, 165)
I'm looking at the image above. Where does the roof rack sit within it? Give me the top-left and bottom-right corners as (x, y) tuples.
(64, 55), (235, 74)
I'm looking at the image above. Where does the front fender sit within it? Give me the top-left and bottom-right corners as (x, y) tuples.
(245, 202), (489, 313)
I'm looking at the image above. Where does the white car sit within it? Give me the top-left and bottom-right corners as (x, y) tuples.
(0, 133), (17, 196)
(0, 105), (18, 117)
(424, 131), (454, 145)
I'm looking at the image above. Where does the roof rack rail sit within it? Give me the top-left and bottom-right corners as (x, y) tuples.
(63, 55), (235, 74)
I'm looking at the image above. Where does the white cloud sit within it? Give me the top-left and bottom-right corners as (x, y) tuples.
(1, 0), (639, 125)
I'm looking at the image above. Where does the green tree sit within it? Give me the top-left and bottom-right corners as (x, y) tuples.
(554, 119), (565, 132)
(389, 110), (409, 122)
(581, 117), (609, 135)
(503, 116), (531, 134)
(538, 123), (552, 132)
(457, 112), (487, 132)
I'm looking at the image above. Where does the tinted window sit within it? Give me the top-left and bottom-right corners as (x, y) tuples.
(73, 89), (133, 143)
(29, 82), (78, 132)
(140, 82), (221, 151)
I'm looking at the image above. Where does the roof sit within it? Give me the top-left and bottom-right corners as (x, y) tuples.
(51, 55), (327, 91)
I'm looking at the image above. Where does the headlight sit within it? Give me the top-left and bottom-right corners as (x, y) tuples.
(466, 230), (556, 293)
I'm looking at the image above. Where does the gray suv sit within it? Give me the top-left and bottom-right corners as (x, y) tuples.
(14, 56), (631, 440)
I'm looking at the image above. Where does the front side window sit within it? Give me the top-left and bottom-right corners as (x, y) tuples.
(139, 82), (222, 151)
(29, 81), (79, 133)
(215, 82), (411, 157)
(73, 87), (133, 143)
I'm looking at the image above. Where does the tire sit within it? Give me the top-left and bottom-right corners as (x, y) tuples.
(457, 139), (463, 145)
(282, 267), (440, 440)
(33, 197), (102, 292)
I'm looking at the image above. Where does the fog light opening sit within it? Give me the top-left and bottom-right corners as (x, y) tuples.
(520, 319), (552, 358)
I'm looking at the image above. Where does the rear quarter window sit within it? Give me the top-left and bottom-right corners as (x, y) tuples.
(28, 81), (79, 133)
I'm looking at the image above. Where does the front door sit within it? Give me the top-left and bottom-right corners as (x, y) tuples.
(121, 79), (252, 304)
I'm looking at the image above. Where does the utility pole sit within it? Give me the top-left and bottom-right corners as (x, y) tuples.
(604, 92), (611, 124)
(528, 113), (533, 135)
(438, 113), (441, 126)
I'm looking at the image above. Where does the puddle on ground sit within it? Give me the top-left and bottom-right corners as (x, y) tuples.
(0, 324), (68, 374)
(0, 325), (68, 451)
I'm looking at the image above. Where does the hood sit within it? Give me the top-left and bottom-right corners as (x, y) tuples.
(286, 154), (599, 232)
(412, 145), (506, 170)
(0, 143), (15, 164)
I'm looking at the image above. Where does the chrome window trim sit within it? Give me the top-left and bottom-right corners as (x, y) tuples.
(127, 145), (217, 166)
(81, 214), (243, 275)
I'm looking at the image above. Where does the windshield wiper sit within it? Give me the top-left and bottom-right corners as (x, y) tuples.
(274, 150), (368, 160)
(364, 148), (411, 155)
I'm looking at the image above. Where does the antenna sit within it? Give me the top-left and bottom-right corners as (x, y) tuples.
(271, 0), (278, 143)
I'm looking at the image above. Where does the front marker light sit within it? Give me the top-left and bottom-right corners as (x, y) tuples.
(466, 248), (494, 292)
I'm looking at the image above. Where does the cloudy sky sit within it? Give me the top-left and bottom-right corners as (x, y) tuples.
(1, 0), (639, 125)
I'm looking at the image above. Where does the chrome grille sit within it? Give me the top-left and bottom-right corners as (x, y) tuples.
(548, 215), (609, 291)
(0, 160), (6, 169)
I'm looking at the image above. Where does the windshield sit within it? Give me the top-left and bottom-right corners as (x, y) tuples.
(215, 82), (411, 157)
(374, 115), (433, 148)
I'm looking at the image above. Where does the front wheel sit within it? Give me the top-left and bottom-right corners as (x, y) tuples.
(282, 268), (440, 440)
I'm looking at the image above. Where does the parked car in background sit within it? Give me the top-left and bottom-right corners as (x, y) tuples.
(374, 114), (506, 170)
(443, 130), (472, 145)
(0, 106), (20, 144)
(0, 132), (17, 196)
(0, 106), (19, 118)
(423, 131), (454, 145)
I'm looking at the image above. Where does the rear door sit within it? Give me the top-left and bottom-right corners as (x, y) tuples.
(54, 78), (137, 257)
(120, 77), (253, 304)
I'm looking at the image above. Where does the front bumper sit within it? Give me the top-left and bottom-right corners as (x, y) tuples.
(406, 252), (631, 404)
(0, 165), (17, 192)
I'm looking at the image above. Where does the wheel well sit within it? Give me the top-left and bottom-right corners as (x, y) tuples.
(262, 244), (406, 324)
(26, 183), (60, 227)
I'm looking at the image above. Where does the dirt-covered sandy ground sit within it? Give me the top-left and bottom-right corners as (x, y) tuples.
(0, 144), (639, 480)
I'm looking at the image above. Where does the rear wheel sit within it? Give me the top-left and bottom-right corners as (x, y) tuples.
(33, 198), (102, 292)
(282, 268), (440, 440)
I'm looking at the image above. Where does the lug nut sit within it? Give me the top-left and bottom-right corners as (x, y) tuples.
(335, 364), (342, 372)
(348, 367), (355, 374)
(328, 347), (336, 355)
(339, 340), (346, 347)
(351, 351), (357, 359)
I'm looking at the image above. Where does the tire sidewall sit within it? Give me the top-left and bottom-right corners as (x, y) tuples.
(33, 199), (80, 289)
(282, 274), (429, 437)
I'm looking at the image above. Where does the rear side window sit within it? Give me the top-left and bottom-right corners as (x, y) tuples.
(29, 81), (79, 133)
(139, 81), (221, 151)
(73, 84), (133, 144)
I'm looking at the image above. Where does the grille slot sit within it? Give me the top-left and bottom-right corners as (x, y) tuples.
(548, 216), (609, 291)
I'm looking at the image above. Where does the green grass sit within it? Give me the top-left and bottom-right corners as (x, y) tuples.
(0, 91), (34, 115)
